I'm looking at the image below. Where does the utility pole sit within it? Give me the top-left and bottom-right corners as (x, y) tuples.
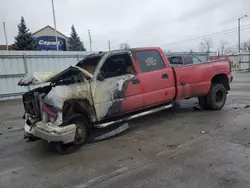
(108, 40), (111, 51)
(238, 15), (248, 53)
(51, 0), (59, 51)
(3, 22), (8, 51)
(88, 30), (92, 52)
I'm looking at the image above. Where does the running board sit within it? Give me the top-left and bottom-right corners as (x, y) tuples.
(95, 103), (173, 128)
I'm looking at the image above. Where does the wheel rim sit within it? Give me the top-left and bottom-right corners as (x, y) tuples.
(74, 124), (86, 145)
(215, 90), (224, 103)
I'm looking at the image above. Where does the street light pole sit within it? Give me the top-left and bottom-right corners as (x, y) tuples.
(3, 22), (8, 51)
(238, 15), (248, 53)
(88, 30), (92, 52)
(108, 40), (111, 51)
(51, 0), (59, 51)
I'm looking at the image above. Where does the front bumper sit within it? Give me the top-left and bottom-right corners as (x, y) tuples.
(24, 121), (76, 144)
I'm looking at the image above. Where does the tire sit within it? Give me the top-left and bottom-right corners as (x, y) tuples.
(206, 84), (227, 110)
(53, 117), (89, 155)
(198, 96), (211, 109)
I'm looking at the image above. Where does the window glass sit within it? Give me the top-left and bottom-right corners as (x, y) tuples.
(168, 56), (183, 65)
(100, 54), (135, 78)
(77, 55), (103, 74)
(135, 50), (165, 72)
(185, 56), (193, 64)
(192, 56), (202, 64)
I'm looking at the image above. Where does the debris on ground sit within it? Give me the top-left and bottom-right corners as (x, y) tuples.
(12, 171), (18, 175)
(233, 107), (238, 109)
(244, 105), (250, 108)
(0, 133), (3, 136)
(167, 144), (177, 148)
(192, 104), (202, 111)
(8, 127), (24, 132)
(7, 126), (13, 130)
(92, 123), (130, 142)
(200, 131), (208, 134)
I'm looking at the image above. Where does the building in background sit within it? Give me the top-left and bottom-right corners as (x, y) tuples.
(0, 45), (11, 50)
(165, 51), (217, 62)
(32, 25), (68, 51)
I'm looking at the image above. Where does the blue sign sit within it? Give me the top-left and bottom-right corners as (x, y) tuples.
(35, 36), (66, 51)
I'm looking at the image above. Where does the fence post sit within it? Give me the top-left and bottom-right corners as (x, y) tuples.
(23, 53), (30, 91)
(76, 54), (79, 62)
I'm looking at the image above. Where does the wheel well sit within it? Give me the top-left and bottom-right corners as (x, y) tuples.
(211, 74), (230, 91)
(62, 99), (95, 127)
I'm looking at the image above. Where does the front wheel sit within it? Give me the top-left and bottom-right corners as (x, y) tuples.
(206, 84), (227, 110)
(53, 117), (89, 154)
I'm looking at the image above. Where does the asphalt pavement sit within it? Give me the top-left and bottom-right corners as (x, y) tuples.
(0, 72), (250, 188)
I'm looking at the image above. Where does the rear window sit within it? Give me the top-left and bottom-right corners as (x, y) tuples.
(185, 56), (193, 64)
(168, 56), (183, 65)
(135, 50), (165, 72)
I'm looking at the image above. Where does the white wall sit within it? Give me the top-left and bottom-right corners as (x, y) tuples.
(0, 50), (93, 100)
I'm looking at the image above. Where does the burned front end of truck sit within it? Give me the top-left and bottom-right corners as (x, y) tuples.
(21, 67), (93, 144)
(19, 54), (104, 153)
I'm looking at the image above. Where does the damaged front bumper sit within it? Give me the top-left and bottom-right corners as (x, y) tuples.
(24, 121), (76, 144)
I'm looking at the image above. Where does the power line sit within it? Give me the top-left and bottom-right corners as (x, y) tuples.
(177, 0), (234, 21)
(185, 26), (250, 44)
(161, 24), (250, 46)
(199, 0), (233, 10)
(160, 24), (250, 47)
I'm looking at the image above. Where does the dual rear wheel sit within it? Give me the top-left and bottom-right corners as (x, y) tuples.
(198, 83), (227, 110)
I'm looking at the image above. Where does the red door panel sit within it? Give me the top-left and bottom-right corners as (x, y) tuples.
(132, 48), (176, 108)
(138, 69), (175, 107)
(173, 63), (212, 99)
(121, 75), (143, 112)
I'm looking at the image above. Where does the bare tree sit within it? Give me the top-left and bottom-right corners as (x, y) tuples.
(224, 46), (236, 55)
(200, 38), (213, 53)
(120, 43), (130, 50)
(219, 40), (228, 55)
(241, 39), (250, 52)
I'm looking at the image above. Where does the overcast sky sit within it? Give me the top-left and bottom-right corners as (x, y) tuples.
(0, 0), (250, 52)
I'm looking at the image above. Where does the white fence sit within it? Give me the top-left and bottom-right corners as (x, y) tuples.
(229, 53), (250, 72)
(0, 50), (93, 100)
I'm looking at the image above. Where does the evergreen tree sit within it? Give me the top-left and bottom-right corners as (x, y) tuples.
(13, 17), (36, 50)
(68, 25), (86, 51)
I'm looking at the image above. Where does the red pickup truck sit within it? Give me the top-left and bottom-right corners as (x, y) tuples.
(18, 47), (232, 153)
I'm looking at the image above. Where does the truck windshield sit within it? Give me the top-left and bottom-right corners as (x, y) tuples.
(76, 55), (103, 74)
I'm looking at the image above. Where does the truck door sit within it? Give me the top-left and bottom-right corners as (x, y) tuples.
(133, 49), (175, 107)
(91, 52), (143, 121)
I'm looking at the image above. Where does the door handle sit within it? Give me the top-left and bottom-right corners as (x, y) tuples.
(132, 79), (140, 84)
(162, 73), (168, 79)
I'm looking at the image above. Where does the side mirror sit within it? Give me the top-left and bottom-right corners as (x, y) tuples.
(97, 72), (105, 81)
